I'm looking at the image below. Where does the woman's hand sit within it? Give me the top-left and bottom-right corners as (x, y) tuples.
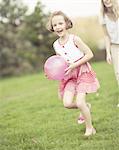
(65, 63), (76, 75)
(106, 52), (112, 64)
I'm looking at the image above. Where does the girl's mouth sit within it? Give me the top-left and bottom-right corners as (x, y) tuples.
(57, 29), (63, 33)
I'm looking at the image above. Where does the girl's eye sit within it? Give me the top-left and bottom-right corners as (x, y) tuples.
(53, 24), (56, 27)
(59, 22), (63, 25)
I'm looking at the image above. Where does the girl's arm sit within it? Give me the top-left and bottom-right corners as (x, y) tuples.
(102, 25), (112, 64)
(73, 36), (94, 66)
(65, 36), (93, 74)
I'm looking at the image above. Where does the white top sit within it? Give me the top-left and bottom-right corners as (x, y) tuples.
(53, 34), (84, 63)
(102, 15), (119, 44)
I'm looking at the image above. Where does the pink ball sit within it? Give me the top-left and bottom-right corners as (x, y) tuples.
(44, 55), (68, 80)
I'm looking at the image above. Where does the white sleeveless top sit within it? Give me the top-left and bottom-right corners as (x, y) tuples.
(102, 15), (119, 44)
(53, 34), (84, 63)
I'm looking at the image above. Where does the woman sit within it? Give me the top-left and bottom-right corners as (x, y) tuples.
(100, 0), (119, 106)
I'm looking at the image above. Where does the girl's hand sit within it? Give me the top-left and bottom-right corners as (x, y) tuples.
(106, 53), (112, 64)
(65, 63), (76, 75)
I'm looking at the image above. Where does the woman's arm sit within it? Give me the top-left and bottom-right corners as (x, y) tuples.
(102, 25), (112, 64)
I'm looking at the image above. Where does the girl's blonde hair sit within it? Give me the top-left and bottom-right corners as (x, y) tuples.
(100, 0), (119, 20)
(46, 11), (73, 32)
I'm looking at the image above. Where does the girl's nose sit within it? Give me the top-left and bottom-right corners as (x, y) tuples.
(56, 25), (60, 28)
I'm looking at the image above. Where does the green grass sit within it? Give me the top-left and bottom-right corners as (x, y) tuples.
(0, 62), (119, 150)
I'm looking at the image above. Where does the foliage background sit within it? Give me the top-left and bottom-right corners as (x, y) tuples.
(0, 0), (105, 77)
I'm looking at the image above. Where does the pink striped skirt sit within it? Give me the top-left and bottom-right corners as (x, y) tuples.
(59, 62), (100, 99)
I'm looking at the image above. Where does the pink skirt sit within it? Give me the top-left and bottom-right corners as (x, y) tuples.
(59, 62), (100, 99)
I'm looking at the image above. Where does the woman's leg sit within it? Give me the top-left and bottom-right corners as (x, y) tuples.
(111, 45), (119, 107)
(111, 45), (119, 85)
(76, 93), (95, 135)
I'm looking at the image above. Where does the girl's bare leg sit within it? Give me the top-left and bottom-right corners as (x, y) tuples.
(63, 90), (78, 109)
(78, 103), (91, 124)
(76, 93), (95, 135)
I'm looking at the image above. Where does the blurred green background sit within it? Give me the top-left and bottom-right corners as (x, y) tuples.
(0, 0), (105, 78)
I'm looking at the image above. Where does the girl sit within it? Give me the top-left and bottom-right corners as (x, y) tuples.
(47, 11), (100, 136)
(100, 0), (119, 106)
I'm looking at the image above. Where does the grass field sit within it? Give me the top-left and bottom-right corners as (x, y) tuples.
(0, 62), (119, 150)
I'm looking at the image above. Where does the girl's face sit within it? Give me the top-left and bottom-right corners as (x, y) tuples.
(102, 0), (113, 8)
(51, 15), (67, 37)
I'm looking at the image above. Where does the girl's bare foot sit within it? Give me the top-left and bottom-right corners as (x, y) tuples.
(84, 127), (96, 137)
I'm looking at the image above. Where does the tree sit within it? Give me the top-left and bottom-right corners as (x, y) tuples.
(0, 0), (30, 76)
(21, 1), (56, 68)
(0, 0), (56, 77)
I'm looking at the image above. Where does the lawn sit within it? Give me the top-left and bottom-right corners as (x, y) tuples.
(0, 62), (119, 150)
